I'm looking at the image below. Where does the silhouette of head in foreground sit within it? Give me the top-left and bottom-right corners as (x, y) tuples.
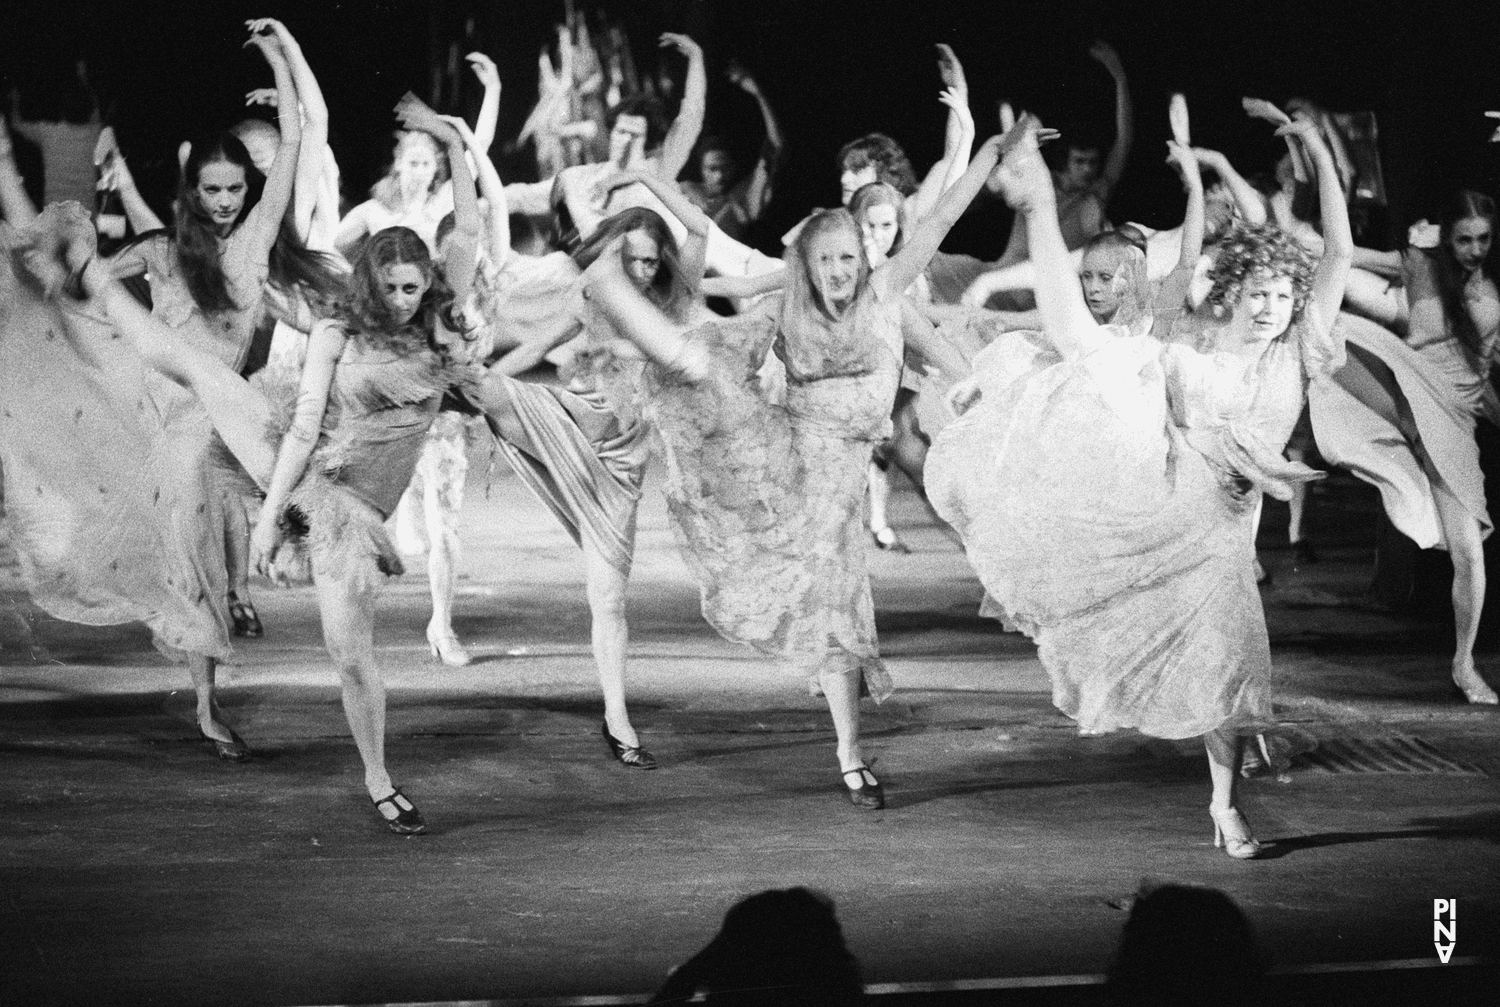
(1107, 882), (1267, 1007)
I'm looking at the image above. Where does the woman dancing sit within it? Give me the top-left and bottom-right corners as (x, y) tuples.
(1312, 191), (1500, 704)
(57, 97), (485, 833)
(576, 128), (993, 810)
(929, 115), (1352, 856)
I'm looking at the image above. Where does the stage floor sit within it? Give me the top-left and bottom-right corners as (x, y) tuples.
(2, 460), (1496, 1006)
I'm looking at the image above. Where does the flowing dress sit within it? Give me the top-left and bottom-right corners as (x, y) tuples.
(1309, 253), (1500, 548)
(927, 308), (1342, 738)
(642, 260), (904, 698)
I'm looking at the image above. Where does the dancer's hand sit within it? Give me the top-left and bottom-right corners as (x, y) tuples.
(988, 123), (1051, 213)
(936, 43), (968, 100)
(245, 88), (279, 108)
(1088, 40), (1125, 80)
(250, 515), (283, 578)
(1274, 115), (1320, 147)
(1241, 97), (1291, 127)
(467, 52), (501, 92)
(435, 114), (478, 147)
(243, 24), (286, 63)
(939, 88), (974, 134)
(1408, 219), (1441, 249)
(1165, 140), (1199, 189)
(725, 60), (759, 95)
(394, 93), (461, 146)
(591, 168), (645, 204)
(245, 18), (299, 52)
(947, 375), (983, 416)
(658, 33), (703, 62)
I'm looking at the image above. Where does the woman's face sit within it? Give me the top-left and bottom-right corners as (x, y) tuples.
(1079, 246), (1128, 323)
(622, 229), (662, 290)
(859, 202), (901, 259)
(1448, 216), (1493, 273)
(195, 160), (248, 233)
(840, 165), (878, 207)
(808, 226), (863, 309)
(397, 138), (438, 196)
(380, 262), (430, 326)
(1237, 270), (1296, 341)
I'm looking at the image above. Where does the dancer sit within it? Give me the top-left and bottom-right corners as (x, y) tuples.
(62, 96), (488, 834)
(929, 115), (1352, 856)
(678, 60), (784, 243)
(1312, 191), (1500, 704)
(577, 127), (994, 811)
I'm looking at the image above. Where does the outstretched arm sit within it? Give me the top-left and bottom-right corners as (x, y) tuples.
(247, 19), (326, 244)
(579, 236), (709, 381)
(701, 268), (786, 300)
(1284, 117), (1353, 338)
(596, 167), (709, 287)
(466, 52), (502, 155)
(1154, 140), (1205, 313)
(655, 33), (706, 181)
(728, 63), (784, 220)
(397, 96), (479, 303)
(908, 45), (974, 223)
(1090, 41), (1133, 199)
(1192, 147), (1267, 225)
(240, 27), (303, 259)
(439, 113), (510, 270)
(93, 128), (166, 233)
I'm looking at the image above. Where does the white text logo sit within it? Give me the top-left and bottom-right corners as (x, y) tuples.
(1434, 899), (1456, 963)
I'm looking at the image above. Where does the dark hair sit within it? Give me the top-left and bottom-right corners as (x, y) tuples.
(607, 96), (669, 152)
(837, 133), (917, 196)
(435, 211), (457, 251)
(1428, 189), (1496, 364)
(572, 207), (693, 321)
(345, 226), (461, 350)
(848, 181), (906, 256)
(648, 888), (863, 1006)
(1107, 883), (1266, 1007)
(174, 133), (262, 313)
(269, 215), (348, 318)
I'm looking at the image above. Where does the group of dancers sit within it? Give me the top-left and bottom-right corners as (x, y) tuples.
(2, 18), (1496, 854)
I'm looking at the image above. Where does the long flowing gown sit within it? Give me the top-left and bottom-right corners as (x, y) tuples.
(641, 256), (904, 699)
(1309, 253), (1500, 548)
(927, 306), (1341, 739)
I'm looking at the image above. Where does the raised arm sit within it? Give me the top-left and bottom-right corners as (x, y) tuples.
(93, 128), (166, 233)
(1089, 41), (1133, 199)
(1192, 147), (1267, 226)
(993, 123), (1105, 361)
(439, 113), (510, 269)
(727, 62), (784, 220)
(0, 116), (37, 226)
(882, 127), (1012, 297)
(655, 33), (706, 181)
(240, 27), (303, 259)
(396, 96), (479, 303)
(908, 45), (974, 223)
(578, 235), (710, 382)
(596, 167), (709, 287)
(1282, 116), (1353, 338)
(1154, 141), (1205, 313)
(701, 268), (787, 300)
(466, 53), (502, 155)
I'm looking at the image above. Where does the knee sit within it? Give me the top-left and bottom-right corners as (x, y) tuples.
(586, 580), (628, 623)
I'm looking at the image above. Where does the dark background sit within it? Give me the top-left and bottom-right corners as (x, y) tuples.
(5, 0), (1500, 257)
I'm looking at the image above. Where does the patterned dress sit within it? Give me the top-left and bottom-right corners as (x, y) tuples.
(927, 305), (1342, 739)
(643, 255), (904, 699)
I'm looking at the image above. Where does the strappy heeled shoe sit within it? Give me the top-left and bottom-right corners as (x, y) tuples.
(842, 765), (885, 810)
(872, 527), (911, 554)
(373, 788), (427, 835)
(602, 721), (658, 770)
(1453, 658), (1499, 705)
(1209, 805), (1265, 860)
(227, 593), (263, 638)
(199, 723), (251, 763)
(426, 627), (472, 667)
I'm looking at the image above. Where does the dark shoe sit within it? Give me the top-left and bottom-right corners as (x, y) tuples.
(373, 788), (427, 835)
(199, 724), (251, 763)
(602, 721), (658, 770)
(872, 528), (911, 554)
(842, 765), (885, 810)
(228, 595), (263, 638)
(1291, 539), (1319, 565)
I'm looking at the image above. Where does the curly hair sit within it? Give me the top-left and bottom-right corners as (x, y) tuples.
(837, 134), (917, 197)
(1205, 222), (1316, 317)
(344, 226), (466, 352)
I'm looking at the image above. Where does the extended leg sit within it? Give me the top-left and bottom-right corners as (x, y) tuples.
(583, 533), (645, 756)
(1432, 478), (1496, 703)
(312, 569), (395, 802)
(422, 436), (471, 666)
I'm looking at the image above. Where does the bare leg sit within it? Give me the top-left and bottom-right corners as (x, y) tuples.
(423, 450), (470, 665)
(1205, 725), (1262, 856)
(583, 535), (640, 749)
(187, 652), (233, 742)
(868, 460), (894, 537)
(312, 569), (394, 801)
(394, 485), (426, 556)
(1432, 478), (1497, 703)
(819, 668), (864, 777)
(1342, 267), (1409, 333)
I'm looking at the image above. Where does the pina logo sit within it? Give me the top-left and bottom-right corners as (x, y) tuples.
(1433, 899), (1457, 963)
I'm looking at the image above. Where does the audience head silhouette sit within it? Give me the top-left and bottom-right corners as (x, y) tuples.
(1107, 882), (1267, 1007)
(649, 887), (863, 1005)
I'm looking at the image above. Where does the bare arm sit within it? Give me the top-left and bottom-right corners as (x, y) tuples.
(900, 297), (971, 378)
(1285, 117), (1353, 338)
(94, 129), (166, 233)
(1352, 245), (1402, 276)
(335, 200), (374, 255)
(597, 168), (709, 287)
(1152, 142), (1205, 315)
(439, 114), (510, 269)
(0, 116), (37, 226)
(908, 45), (973, 222)
(579, 237), (710, 382)
(490, 317), (583, 377)
(396, 96), (479, 304)
(240, 29), (303, 259)
(701, 268), (787, 300)
(655, 33), (706, 181)
(1090, 41), (1133, 199)
(729, 65), (784, 219)
(1192, 147), (1267, 226)
(466, 53), (502, 155)
(247, 19), (326, 244)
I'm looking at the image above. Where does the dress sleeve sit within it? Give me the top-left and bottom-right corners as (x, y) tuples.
(1296, 291), (1348, 380)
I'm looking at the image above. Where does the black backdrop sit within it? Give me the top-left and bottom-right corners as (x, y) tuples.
(6, 0), (1500, 258)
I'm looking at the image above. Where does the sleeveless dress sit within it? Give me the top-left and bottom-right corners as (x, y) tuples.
(927, 306), (1342, 739)
(1309, 253), (1500, 548)
(642, 259), (904, 699)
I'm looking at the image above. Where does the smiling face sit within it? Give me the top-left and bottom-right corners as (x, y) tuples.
(1237, 270), (1297, 341)
(195, 160), (248, 233)
(807, 225), (863, 310)
(380, 262), (431, 326)
(840, 165), (878, 207)
(858, 202), (901, 260)
(1079, 245), (1129, 323)
(622, 228), (662, 290)
(1448, 215), (1493, 273)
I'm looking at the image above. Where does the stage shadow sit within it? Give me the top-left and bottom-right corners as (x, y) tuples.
(1261, 809), (1500, 859)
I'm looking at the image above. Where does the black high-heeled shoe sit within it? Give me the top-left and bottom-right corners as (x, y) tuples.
(841, 765), (885, 810)
(228, 594), (263, 638)
(602, 721), (658, 770)
(373, 788), (427, 835)
(199, 724), (251, 763)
